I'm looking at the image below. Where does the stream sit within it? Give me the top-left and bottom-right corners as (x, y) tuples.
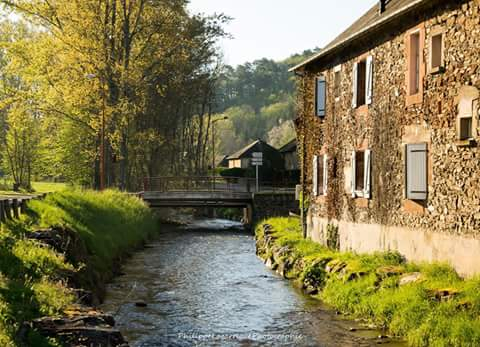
(101, 219), (405, 347)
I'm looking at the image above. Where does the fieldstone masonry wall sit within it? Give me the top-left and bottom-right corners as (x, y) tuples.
(296, 0), (480, 275)
(252, 192), (299, 222)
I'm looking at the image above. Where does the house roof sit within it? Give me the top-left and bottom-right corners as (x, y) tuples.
(279, 138), (297, 153)
(290, 0), (427, 72)
(227, 139), (279, 160)
(227, 140), (262, 160)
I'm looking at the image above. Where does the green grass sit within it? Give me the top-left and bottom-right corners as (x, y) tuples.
(0, 189), (157, 346)
(257, 217), (480, 347)
(31, 182), (68, 193)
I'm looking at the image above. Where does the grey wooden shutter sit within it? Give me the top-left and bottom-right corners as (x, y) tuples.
(313, 155), (318, 196)
(316, 77), (326, 117)
(351, 151), (356, 197)
(366, 56), (373, 105)
(323, 155), (328, 196)
(406, 143), (428, 200)
(364, 149), (372, 199)
(352, 63), (358, 108)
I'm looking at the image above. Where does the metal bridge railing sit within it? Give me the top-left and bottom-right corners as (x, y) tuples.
(143, 176), (257, 193)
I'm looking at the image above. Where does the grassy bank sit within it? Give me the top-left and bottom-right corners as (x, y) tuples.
(256, 217), (480, 347)
(0, 190), (157, 346)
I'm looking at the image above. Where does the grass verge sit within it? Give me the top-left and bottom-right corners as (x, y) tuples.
(0, 189), (157, 346)
(256, 217), (480, 347)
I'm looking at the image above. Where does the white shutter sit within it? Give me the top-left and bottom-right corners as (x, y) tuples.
(364, 149), (372, 199)
(406, 144), (428, 200)
(351, 151), (356, 197)
(352, 62), (358, 108)
(313, 155), (318, 196)
(366, 56), (373, 105)
(323, 155), (328, 196)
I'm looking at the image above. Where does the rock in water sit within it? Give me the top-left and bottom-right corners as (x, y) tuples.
(19, 305), (128, 347)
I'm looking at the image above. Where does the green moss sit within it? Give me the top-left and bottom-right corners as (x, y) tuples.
(0, 189), (157, 345)
(256, 217), (480, 347)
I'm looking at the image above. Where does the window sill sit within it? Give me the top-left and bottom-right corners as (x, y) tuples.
(406, 92), (423, 107)
(402, 199), (426, 214)
(429, 66), (445, 75)
(354, 197), (369, 208)
(355, 104), (368, 116)
(455, 138), (476, 147)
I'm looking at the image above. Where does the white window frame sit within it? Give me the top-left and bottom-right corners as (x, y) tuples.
(351, 150), (371, 199)
(352, 56), (373, 108)
(313, 154), (329, 197)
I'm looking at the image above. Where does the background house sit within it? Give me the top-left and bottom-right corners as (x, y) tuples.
(226, 139), (284, 171)
(279, 138), (300, 185)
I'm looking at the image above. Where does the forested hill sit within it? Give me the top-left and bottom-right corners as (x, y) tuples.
(213, 49), (319, 157)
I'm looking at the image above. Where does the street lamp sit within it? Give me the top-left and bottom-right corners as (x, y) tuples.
(211, 116), (228, 188)
(86, 73), (106, 191)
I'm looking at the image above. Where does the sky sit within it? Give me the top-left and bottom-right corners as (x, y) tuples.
(187, 0), (378, 67)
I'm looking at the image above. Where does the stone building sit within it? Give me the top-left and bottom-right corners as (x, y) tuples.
(291, 0), (480, 276)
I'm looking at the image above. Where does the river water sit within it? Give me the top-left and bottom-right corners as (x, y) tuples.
(101, 219), (404, 347)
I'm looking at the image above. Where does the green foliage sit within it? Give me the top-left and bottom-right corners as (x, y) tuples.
(257, 217), (480, 347)
(219, 167), (246, 178)
(214, 50), (317, 157)
(0, 189), (157, 345)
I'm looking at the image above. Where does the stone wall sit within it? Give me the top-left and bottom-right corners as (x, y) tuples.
(252, 192), (299, 222)
(295, 0), (480, 273)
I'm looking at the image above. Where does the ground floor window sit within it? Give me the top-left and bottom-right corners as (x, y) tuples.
(313, 154), (328, 196)
(405, 143), (428, 200)
(351, 150), (371, 199)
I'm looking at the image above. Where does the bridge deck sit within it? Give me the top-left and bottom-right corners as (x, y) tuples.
(143, 191), (253, 208)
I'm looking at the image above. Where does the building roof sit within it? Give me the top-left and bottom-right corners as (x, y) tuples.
(278, 138), (297, 153)
(227, 140), (278, 160)
(290, 0), (427, 72)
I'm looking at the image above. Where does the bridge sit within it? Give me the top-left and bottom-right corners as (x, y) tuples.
(142, 176), (257, 208)
(141, 176), (298, 226)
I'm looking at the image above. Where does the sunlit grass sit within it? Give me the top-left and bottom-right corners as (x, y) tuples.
(257, 217), (480, 347)
(0, 189), (157, 345)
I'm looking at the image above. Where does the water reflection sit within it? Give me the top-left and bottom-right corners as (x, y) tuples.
(101, 219), (404, 347)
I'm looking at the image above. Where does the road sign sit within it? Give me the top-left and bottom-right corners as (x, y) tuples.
(252, 152), (263, 158)
(251, 159), (263, 166)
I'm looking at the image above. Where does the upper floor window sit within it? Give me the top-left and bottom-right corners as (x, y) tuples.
(316, 76), (326, 117)
(352, 56), (373, 108)
(409, 32), (420, 95)
(406, 25), (425, 106)
(429, 27), (444, 73)
(334, 65), (341, 100)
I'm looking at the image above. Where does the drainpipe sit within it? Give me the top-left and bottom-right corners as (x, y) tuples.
(295, 69), (308, 239)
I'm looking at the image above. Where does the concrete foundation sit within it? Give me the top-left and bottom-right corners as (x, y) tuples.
(308, 214), (480, 277)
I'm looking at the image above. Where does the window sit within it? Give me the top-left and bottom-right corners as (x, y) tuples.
(351, 150), (371, 199)
(409, 32), (420, 95)
(352, 56), (373, 108)
(405, 143), (428, 200)
(459, 116), (473, 140)
(316, 76), (326, 117)
(334, 65), (341, 99)
(312, 155), (328, 196)
(456, 86), (479, 142)
(406, 25), (425, 105)
(431, 33), (443, 71)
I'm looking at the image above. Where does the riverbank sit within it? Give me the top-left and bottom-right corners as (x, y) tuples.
(0, 190), (157, 346)
(256, 217), (480, 347)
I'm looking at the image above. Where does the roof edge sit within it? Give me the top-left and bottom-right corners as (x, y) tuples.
(289, 0), (425, 72)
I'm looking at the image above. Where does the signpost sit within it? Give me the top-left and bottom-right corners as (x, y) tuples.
(251, 152), (263, 192)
